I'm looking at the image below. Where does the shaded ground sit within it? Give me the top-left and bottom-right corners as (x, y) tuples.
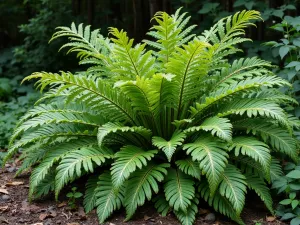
(0, 163), (286, 225)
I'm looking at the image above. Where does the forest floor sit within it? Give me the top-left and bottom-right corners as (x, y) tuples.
(0, 162), (286, 225)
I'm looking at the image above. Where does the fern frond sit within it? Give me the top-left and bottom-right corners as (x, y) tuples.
(50, 23), (111, 60)
(233, 119), (297, 161)
(183, 137), (228, 194)
(97, 122), (151, 147)
(84, 175), (99, 213)
(218, 99), (289, 127)
(111, 145), (157, 188)
(184, 116), (232, 141)
(153, 194), (170, 216)
(55, 146), (113, 198)
(164, 169), (195, 212)
(219, 164), (247, 214)
(35, 170), (56, 199)
(174, 197), (199, 225)
(29, 138), (95, 199)
(270, 157), (283, 182)
(166, 39), (211, 117)
(124, 163), (169, 220)
(23, 72), (136, 124)
(245, 174), (274, 214)
(199, 182), (245, 225)
(109, 27), (156, 79)
(152, 130), (186, 162)
(176, 158), (201, 180)
(95, 172), (124, 223)
(191, 76), (289, 121)
(229, 137), (271, 177)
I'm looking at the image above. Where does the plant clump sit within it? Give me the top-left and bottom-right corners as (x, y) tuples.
(4, 8), (300, 225)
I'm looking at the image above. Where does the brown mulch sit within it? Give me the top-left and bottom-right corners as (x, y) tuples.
(0, 163), (286, 225)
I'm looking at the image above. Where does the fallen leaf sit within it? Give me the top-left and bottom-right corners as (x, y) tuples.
(0, 206), (8, 212)
(0, 188), (9, 194)
(0, 216), (9, 224)
(66, 223), (80, 225)
(78, 207), (86, 220)
(31, 223), (43, 225)
(199, 208), (210, 215)
(6, 181), (24, 186)
(39, 213), (49, 221)
(49, 209), (57, 217)
(266, 216), (276, 222)
(57, 202), (67, 208)
(144, 215), (151, 221)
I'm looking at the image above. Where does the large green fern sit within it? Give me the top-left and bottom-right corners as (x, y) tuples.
(5, 8), (299, 225)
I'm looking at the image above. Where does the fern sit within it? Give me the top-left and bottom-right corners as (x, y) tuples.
(164, 169), (195, 211)
(110, 145), (157, 188)
(184, 137), (228, 194)
(6, 9), (299, 225)
(124, 163), (169, 220)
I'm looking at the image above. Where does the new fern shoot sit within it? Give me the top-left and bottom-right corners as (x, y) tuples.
(5, 9), (300, 225)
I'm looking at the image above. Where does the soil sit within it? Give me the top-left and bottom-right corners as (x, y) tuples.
(0, 163), (286, 225)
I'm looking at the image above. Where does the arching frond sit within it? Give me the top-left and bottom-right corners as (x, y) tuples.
(50, 23), (111, 60)
(23, 72), (136, 124)
(164, 169), (195, 212)
(218, 99), (289, 127)
(183, 137), (228, 194)
(229, 137), (271, 177)
(176, 158), (201, 180)
(84, 175), (99, 213)
(191, 76), (289, 121)
(166, 39), (211, 118)
(199, 182), (244, 225)
(110, 145), (157, 188)
(95, 172), (124, 223)
(109, 27), (156, 79)
(29, 138), (95, 199)
(245, 174), (274, 214)
(55, 146), (113, 198)
(233, 119), (297, 161)
(124, 163), (169, 220)
(153, 194), (170, 216)
(219, 165), (247, 214)
(152, 130), (186, 162)
(174, 197), (199, 225)
(97, 122), (151, 147)
(184, 116), (232, 141)
(144, 8), (196, 64)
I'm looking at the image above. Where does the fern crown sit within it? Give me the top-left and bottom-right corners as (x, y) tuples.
(6, 8), (299, 225)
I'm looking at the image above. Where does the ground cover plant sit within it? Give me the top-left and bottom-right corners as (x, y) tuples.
(4, 9), (300, 225)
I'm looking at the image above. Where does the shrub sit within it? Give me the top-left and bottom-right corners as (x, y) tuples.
(5, 9), (299, 225)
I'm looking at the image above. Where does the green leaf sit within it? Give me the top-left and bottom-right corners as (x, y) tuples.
(152, 131), (186, 162)
(74, 192), (83, 198)
(287, 170), (300, 179)
(280, 199), (292, 205)
(292, 200), (299, 209)
(279, 46), (289, 59)
(164, 169), (195, 212)
(291, 217), (300, 225)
